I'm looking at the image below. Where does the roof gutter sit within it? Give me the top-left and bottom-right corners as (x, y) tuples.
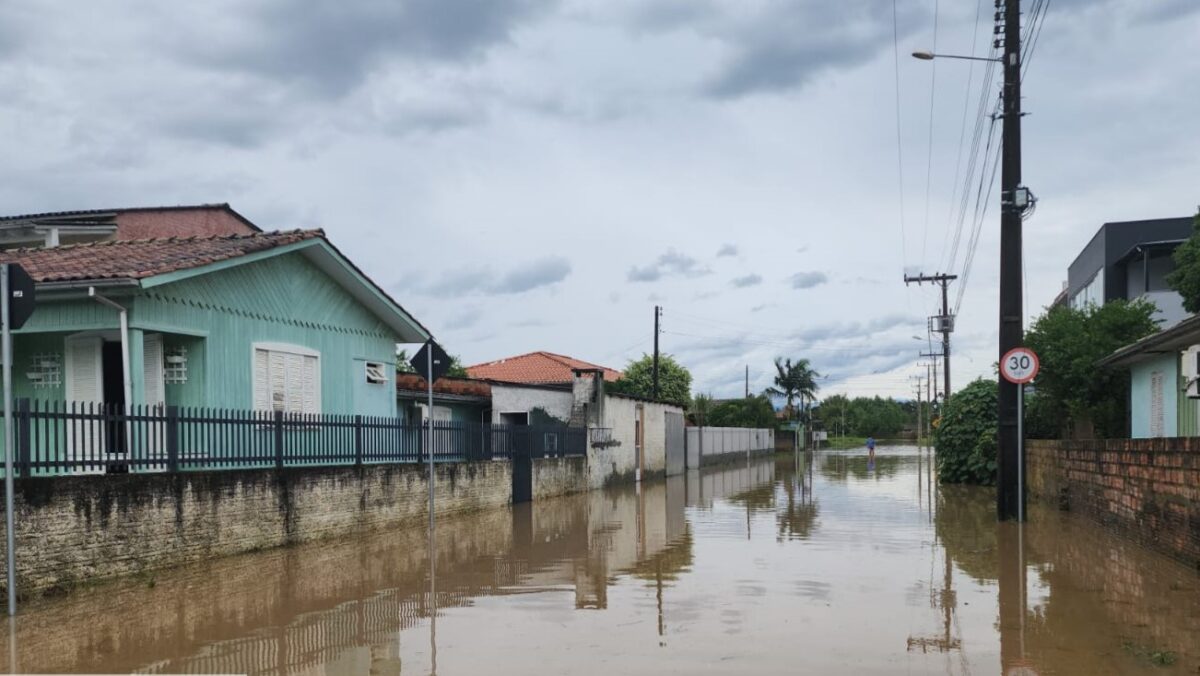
(35, 279), (139, 293)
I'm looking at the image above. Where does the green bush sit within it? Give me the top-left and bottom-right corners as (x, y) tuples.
(934, 378), (997, 485)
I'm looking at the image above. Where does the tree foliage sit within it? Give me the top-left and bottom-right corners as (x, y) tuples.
(607, 353), (692, 407)
(933, 378), (998, 485)
(1165, 207), (1200, 314)
(689, 393), (714, 426)
(764, 357), (820, 420)
(707, 395), (777, 428)
(1024, 299), (1158, 438)
(814, 394), (908, 437)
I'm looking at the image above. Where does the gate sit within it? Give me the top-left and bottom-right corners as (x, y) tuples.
(511, 426), (532, 503)
(665, 412), (686, 475)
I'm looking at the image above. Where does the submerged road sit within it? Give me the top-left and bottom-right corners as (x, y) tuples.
(5, 446), (1199, 674)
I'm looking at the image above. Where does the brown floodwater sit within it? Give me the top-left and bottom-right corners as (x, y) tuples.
(3, 446), (1199, 675)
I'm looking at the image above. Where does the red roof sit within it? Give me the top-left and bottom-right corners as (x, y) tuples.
(466, 351), (622, 385)
(0, 230), (322, 283)
(395, 373), (492, 398)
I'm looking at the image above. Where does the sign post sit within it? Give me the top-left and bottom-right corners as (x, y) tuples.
(2, 263), (35, 617)
(409, 340), (450, 529)
(1000, 347), (1039, 523)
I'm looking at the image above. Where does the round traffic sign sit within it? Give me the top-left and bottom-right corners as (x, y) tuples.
(1001, 347), (1039, 384)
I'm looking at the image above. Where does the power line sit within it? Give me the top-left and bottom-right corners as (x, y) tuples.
(936, 0), (985, 274)
(921, 0), (941, 270)
(892, 0), (910, 273)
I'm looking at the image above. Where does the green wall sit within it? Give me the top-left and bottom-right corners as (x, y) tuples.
(134, 251), (399, 416)
(8, 251), (401, 417)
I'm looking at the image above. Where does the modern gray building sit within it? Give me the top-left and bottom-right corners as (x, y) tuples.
(1067, 217), (1194, 327)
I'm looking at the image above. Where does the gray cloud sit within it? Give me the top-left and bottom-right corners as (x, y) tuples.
(699, 1), (927, 99)
(179, 0), (555, 98)
(444, 309), (482, 330)
(628, 249), (711, 282)
(493, 257), (571, 293)
(731, 273), (762, 288)
(411, 256), (571, 296)
(716, 243), (738, 257)
(789, 271), (828, 289)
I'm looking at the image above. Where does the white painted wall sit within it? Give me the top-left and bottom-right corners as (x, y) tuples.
(685, 427), (776, 458)
(489, 383), (573, 424)
(586, 394), (683, 489)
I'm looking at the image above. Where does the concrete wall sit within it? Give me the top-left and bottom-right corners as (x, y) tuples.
(685, 426), (776, 466)
(1027, 438), (1200, 569)
(0, 457), (589, 598)
(1130, 352), (1178, 438)
(489, 383), (573, 423)
(587, 395), (682, 488)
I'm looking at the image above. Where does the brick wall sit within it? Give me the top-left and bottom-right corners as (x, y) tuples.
(1027, 438), (1200, 568)
(0, 458), (588, 598)
(532, 456), (589, 500)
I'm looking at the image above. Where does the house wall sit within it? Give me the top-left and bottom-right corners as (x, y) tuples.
(1130, 353), (1178, 438)
(586, 395), (682, 488)
(1027, 439), (1200, 569)
(133, 252), (399, 416)
(0, 457), (588, 598)
(489, 383), (573, 424)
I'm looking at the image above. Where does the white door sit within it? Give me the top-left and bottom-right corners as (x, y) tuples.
(142, 333), (166, 468)
(64, 336), (105, 472)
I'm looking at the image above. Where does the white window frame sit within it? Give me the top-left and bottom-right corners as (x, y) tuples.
(365, 361), (388, 384)
(251, 342), (322, 414)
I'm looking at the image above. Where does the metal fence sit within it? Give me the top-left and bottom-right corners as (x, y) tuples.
(7, 400), (587, 476)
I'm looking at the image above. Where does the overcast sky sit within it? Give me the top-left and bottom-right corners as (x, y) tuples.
(1, 0), (1196, 400)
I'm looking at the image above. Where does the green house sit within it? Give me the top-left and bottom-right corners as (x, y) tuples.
(0, 229), (429, 423)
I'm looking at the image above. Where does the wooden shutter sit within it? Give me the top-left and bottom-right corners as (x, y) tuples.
(143, 333), (165, 409)
(301, 354), (319, 414)
(65, 336), (104, 404)
(270, 350), (287, 412)
(1151, 371), (1165, 438)
(253, 346), (320, 414)
(253, 348), (270, 411)
(64, 336), (105, 468)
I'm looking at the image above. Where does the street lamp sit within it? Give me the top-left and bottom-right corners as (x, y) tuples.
(911, 50), (1000, 63)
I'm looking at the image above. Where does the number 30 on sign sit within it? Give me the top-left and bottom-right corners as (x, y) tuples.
(1001, 347), (1039, 384)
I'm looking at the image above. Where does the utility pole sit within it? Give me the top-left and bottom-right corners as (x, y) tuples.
(904, 272), (957, 399)
(997, 0), (1028, 522)
(653, 305), (661, 400)
(913, 376), (924, 443)
(745, 365), (749, 398)
(927, 362), (932, 437)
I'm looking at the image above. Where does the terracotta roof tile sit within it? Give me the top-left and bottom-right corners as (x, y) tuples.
(0, 230), (323, 283)
(466, 351), (621, 385)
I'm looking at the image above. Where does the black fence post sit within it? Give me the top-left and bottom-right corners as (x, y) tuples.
(166, 405), (179, 473)
(16, 398), (30, 477)
(274, 410), (285, 469)
(354, 415), (363, 466)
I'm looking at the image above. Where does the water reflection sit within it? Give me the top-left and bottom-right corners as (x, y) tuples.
(4, 449), (1198, 675)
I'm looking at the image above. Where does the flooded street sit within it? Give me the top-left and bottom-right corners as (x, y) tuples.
(5, 446), (1200, 675)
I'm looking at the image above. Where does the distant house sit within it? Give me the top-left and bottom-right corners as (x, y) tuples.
(394, 373), (491, 424)
(421, 353), (683, 485)
(1100, 314), (1200, 438)
(1067, 217), (1194, 326)
(0, 220), (429, 423)
(0, 204), (260, 249)
(466, 351), (621, 385)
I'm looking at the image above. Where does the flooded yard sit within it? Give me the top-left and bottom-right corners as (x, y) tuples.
(5, 446), (1199, 674)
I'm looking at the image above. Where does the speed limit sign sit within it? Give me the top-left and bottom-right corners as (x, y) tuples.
(1001, 347), (1039, 384)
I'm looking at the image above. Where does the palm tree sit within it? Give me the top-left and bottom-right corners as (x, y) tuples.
(765, 357), (820, 422)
